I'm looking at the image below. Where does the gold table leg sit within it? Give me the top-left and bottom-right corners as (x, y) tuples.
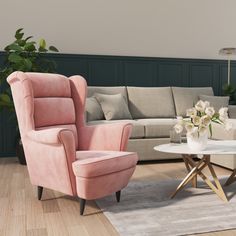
(225, 169), (236, 186)
(183, 155), (197, 188)
(171, 154), (228, 202)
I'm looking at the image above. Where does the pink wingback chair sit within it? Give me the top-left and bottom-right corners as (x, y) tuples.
(7, 71), (138, 215)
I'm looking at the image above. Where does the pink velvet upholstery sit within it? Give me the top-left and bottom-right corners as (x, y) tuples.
(7, 71), (138, 208)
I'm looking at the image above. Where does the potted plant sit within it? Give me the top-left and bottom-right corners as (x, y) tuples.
(223, 83), (236, 104)
(0, 28), (59, 164)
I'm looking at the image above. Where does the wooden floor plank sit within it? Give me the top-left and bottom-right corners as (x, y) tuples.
(1, 157), (236, 236)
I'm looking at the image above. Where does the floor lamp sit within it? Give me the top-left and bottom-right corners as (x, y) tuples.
(219, 47), (236, 85)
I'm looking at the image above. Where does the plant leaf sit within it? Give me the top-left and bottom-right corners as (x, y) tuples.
(209, 123), (212, 137)
(8, 54), (22, 63)
(15, 28), (24, 40)
(7, 43), (23, 52)
(23, 59), (32, 71)
(25, 36), (33, 41)
(24, 42), (36, 52)
(38, 47), (47, 52)
(0, 94), (11, 103)
(17, 39), (26, 47)
(49, 46), (59, 52)
(39, 39), (46, 49)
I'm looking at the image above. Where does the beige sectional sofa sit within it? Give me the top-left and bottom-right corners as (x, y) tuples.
(85, 86), (236, 169)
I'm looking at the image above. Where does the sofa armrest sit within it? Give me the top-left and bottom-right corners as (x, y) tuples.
(78, 122), (132, 151)
(229, 105), (236, 119)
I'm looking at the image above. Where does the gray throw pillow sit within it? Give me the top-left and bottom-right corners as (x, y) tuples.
(85, 97), (104, 121)
(95, 93), (132, 120)
(199, 95), (229, 112)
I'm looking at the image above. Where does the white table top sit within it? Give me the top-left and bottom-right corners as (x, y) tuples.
(154, 140), (236, 155)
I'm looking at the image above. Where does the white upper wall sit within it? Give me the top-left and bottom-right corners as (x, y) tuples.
(1, 0), (236, 59)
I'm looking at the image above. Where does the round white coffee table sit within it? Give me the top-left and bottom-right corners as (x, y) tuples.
(154, 140), (236, 202)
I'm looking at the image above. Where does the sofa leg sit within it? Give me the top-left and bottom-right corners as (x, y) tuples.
(116, 191), (121, 202)
(37, 186), (43, 200)
(80, 198), (86, 215)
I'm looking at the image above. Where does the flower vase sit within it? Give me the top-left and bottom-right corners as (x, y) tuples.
(187, 132), (208, 151)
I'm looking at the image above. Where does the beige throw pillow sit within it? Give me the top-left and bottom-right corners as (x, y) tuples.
(199, 95), (229, 112)
(95, 93), (132, 120)
(85, 97), (104, 121)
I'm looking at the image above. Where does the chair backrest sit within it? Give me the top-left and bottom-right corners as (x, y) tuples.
(7, 72), (87, 148)
(7, 72), (87, 195)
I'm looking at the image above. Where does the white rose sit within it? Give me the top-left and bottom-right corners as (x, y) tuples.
(186, 108), (197, 117)
(219, 107), (228, 118)
(204, 101), (210, 108)
(195, 100), (206, 112)
(174, 123), (183, 134)
(220, 115), (227, 122)
(205, 107), (215, 117)
(225, 121), (233, 131)
(176, 116), (184, 125)
(200, 115), (211, 126)
(185, 123), (194, 133)
(192, 116), (201, 126)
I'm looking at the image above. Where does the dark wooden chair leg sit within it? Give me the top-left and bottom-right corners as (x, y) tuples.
(37, 186), (43, 200)
(80, 198), (86, 215)
(116, 190), (121, 202)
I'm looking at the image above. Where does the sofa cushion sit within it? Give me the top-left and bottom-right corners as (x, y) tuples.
(87, 86), (128, 103)
(73, 151), (137, 178)
(172, 87), (214, 116)
(127, 87), (176, 119)
(87, 120), (145, 139)
(95, 93), (132, 120)
(136, 119), (178, 138)
(85, 97), (104, 121)
(199, 95), (229, 112)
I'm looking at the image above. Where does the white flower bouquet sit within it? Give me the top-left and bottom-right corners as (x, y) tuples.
(174, 100), (232, 139)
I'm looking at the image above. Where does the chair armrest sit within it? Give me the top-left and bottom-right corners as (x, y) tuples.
(26, 128), (77, 196)
(229, 105), (236, 119)
(78, 122), (132, 151)
(27, 128), (72, 145)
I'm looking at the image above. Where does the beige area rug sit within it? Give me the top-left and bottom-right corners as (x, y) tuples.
(96, 177), (236, 236)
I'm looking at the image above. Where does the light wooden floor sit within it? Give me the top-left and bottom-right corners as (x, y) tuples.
(1, 157), (236, 236)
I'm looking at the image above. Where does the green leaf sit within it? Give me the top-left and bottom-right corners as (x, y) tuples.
(15, 28), (24, 40)
(8, 53), (22, 63)
(17, 39), (26, 47)
(38, 47), (47, 52)
(39, 39), (46, 49)
(7, 43), (23, 52)
(49, 46), (59, 52)
(23, 59), (32, 71)
(25, 36), (33, 41)
(209, 123), (212, 137)
(24, 42), (36, 52)
(0, 94), (11, 103)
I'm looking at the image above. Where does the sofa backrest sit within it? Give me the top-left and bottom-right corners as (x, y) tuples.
(172, 87), (214, 117)
(87, 86), (128, 102)
(127, 87), (176, 119)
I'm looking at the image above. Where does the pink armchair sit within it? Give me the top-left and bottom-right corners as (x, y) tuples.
(7, 71), (138, 215)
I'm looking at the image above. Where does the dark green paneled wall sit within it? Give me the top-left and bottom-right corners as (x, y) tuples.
(0, 52), (235, 157)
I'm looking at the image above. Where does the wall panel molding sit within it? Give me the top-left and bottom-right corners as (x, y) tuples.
(0, 51), (234, 157)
